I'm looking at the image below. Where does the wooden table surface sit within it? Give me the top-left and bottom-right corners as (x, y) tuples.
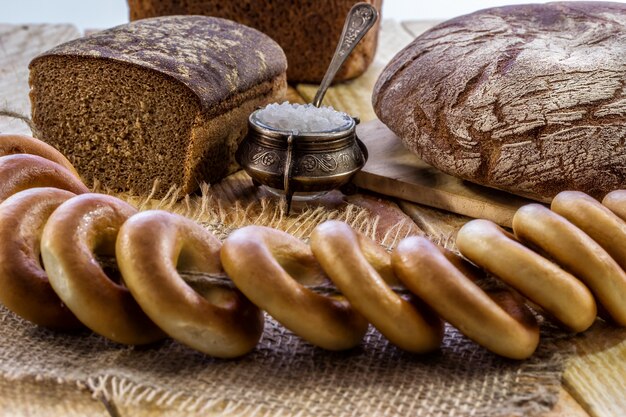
(1, 19), (625, 417)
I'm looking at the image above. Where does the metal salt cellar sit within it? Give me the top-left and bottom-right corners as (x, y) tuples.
(236, 2), (378, 212)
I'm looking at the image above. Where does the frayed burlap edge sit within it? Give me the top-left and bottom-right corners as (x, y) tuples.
(102, 180), (424, 250)
(79, 337), (570, 417)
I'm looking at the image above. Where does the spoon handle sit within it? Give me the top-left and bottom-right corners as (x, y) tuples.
(312, 2), (379, 107)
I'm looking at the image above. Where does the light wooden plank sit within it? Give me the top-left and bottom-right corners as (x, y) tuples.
(0, 24), (80, 136)
(562, 321), (626, 417)
(285, 85), (306, 104)
(0, 378), (108, 417)
(398, 200), (470, 249)
(354, 119), (536, 227)
(295, 20), (417, 121)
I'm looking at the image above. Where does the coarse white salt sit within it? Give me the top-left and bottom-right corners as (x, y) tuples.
(254, 102), (352, 133)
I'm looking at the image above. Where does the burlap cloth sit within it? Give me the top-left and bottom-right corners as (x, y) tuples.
(0, 172), (571, 416)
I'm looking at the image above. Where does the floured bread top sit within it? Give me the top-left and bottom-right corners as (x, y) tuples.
(30, 16), (287, 117)
(374, 2), (626, 201)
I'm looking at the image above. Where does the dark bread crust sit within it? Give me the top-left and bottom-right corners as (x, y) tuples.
(373, 2), (626, 202)
(31, 16), (287, 117)
(127, 0), (382, 83)
(29, 16), (287, 196)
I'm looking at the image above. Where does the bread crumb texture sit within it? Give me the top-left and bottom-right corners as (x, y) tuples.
(29, 16), (287, 197)
(374, 2), (626, 201)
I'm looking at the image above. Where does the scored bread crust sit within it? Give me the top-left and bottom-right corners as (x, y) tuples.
(29, 16), (287, 196)
(373, 2), (626, 202)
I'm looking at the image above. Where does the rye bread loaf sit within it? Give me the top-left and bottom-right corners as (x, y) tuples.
(29, 16), (287, 197)
(373, 2), (626, 202)
(127, 0), (382, 83)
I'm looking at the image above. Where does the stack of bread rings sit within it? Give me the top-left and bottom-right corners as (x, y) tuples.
(1, 133), (626, 360)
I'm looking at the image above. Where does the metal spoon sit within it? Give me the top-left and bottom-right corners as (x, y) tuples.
(312, 2), (379, 107)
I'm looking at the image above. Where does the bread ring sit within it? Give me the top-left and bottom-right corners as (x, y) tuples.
(392, 236), (540, 359)
(0, 154), (88, 203)
(0, 187), (82, 329)
(513, 204), (626, 326)
(0, 134), (80, 177)
(310, 221), (443, 353)
(602, 190), (626, 222)
(41, 194), (165, 344)
(552, 191), (626, 271)
(456, 219), (596, 333)
(221, 225), (368, 350)
(117, 210), (263, 358)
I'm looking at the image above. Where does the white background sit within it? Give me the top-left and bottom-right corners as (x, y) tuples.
(4, 0), (621, 30)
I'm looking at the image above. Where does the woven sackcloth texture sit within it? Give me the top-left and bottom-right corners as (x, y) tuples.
(0, 172), (570, 417)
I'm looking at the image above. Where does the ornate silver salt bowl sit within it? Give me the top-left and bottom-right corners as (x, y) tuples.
(236, 111), (368, 209)
(235, 2), (377, 211)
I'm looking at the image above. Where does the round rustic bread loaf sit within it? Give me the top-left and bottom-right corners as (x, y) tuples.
(373, 2), (626, 202)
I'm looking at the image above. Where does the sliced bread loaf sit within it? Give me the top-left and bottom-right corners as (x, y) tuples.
(29, 16), (287, 197)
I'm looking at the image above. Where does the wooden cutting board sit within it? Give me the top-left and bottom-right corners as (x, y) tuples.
(353, 119), (537, 227)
